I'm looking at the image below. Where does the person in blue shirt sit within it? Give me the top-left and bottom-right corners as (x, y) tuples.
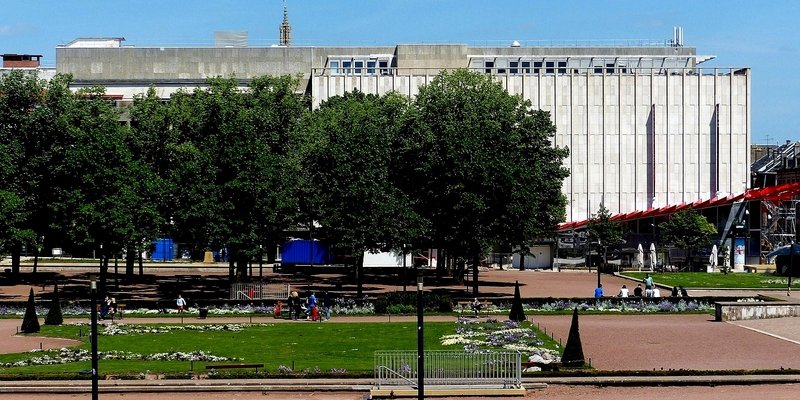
(594, 284), (604, 298)
(306, 292), (318, 321)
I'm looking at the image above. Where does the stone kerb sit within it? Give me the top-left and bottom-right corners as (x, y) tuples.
(715, 301), (800, 322)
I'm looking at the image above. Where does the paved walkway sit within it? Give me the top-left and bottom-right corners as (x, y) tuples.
(3, 266), (800, 397)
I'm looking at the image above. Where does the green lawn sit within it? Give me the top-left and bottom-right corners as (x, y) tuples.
(624, 272), (797, 289)
(0, 320), (559, 376)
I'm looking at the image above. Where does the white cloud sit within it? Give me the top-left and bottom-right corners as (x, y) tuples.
(0, 23), (37, 36)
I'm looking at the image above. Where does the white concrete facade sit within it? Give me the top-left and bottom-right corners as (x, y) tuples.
(313, 67), (750, 222)
(53, 39), (750, 223)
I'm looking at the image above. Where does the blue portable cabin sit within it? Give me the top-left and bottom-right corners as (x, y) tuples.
(151, 238), (174, 261)
(278, 239), (337, 271)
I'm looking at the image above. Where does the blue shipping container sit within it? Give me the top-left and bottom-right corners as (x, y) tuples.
(280, 240), (336, 264)
(152, 239), (174, 261)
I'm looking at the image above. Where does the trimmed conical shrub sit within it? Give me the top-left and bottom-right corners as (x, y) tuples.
(45, 283), (63, 326)
(20, 288), (40, 334)
(509, 280), (525, 321)
(561, 307), (585, 367)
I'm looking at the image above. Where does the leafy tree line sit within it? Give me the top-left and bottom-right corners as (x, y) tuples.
(0, 69), (569, 290)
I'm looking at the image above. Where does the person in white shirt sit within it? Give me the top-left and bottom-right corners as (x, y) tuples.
(618, 285), (629, 297)
(176, 294), (186, 313)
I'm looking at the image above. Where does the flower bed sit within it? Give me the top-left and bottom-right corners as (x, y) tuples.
(441, 319), (561, 363)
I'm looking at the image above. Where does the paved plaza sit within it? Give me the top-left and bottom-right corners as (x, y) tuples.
(1, 265), (799, 398)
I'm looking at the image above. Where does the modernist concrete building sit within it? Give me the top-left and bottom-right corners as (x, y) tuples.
(53, 30), (751, 228)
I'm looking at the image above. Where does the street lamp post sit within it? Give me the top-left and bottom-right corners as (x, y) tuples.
(597, 239), (603, 288)
(416, 273), (424, 400)
(90, 275), (98, 400)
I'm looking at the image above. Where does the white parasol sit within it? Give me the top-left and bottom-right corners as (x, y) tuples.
(636, 243), (644, 272)
(649, 242), (657, 271)
(709, 244), (718, 270)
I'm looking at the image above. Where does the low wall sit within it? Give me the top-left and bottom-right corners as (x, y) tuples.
(715, 301), (800, 321)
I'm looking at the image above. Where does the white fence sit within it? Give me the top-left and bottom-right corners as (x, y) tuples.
(230, 283), (290, 300)
(374, 350), (521, 389)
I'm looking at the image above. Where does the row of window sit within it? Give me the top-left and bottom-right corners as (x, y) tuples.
(328, 59), (392, 75)
(474, 60), (629, 75)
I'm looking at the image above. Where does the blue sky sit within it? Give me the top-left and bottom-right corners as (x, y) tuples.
(1, 0), (798, 144)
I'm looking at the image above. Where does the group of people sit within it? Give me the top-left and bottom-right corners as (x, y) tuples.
(285, 290), (332, 321)
(595, 273), (689, 298)
(100, 295), (117, 320)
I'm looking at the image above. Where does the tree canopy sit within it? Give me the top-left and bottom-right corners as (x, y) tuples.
(0, 69), (571, 289)
(659, 208), (717, 253)
(408, 70), (569, 291)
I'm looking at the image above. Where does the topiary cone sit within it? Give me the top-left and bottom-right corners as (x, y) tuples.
(45, 283), (64, 326)
(509, 280), (525, 321)
(21, 288), (40, 334)
(561, 307), (585, 367)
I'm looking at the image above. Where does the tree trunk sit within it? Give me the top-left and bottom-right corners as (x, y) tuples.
(456, 258), (465, 285)
(472, 255), (480, 295)
(126, 245), (135, 276)
(138, 252), (144, 275)
(356, 255), (364, 298)
(236, 250), (248, 281)
(435, 247), (445, 278)
(11, 244), (20, 275)
(32, 246), (39, 274)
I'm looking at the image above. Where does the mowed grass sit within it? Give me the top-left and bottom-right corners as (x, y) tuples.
(624, 272), (795, 289)
(0, 322), (459, 375)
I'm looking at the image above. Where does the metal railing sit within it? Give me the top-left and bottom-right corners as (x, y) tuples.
(374, 350), (521, 389)
(230, 283), (290, 300)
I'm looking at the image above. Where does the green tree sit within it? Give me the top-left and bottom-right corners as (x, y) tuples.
(44, 283), (63, 326)
(586, 204), (624, 285)
(298, 91), (423, 293)
(47, 85), (148, 289)
(508, 280), (525, 321)
(20, 288), (40, 334)
(126, 86), (172, 275)
(161, 75), (308, 280)
(0, 70), (48, 273)
(561, 307), (585, 367)
(408, 69), (569, 293)
(659, 208), (717, 270)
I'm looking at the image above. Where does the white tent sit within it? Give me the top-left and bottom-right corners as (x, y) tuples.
(649, 242), (657, 271)
(636, 244), (644, 272)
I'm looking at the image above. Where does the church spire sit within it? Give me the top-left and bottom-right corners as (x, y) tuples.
(279, 0), (292, 46)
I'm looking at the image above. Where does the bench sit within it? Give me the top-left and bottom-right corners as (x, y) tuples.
(521, 361), (562, 371)
(205, 363), (264, 373)
(111, 303), (125, 321)
(456, 300), (492, 319)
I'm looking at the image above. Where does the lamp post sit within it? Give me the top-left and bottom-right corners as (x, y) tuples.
(416, 273), (424, 400)
(597, 239), (603, 288)
(90, 275), (98, 400)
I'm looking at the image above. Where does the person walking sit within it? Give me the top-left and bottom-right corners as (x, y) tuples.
(644, 273), (654, 297)
(290, 291), (301, 320)
(176, 294), (186, 313)
(323, 291), (332, 321)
